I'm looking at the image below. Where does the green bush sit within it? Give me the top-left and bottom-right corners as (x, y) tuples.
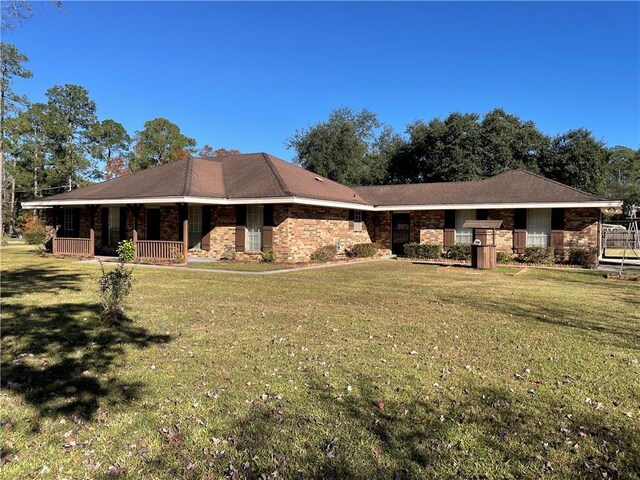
(568, 247), (598, 268)
(447, 243), (472, 261)
(117, 239), (136, 262)
(496, 251), (513, 264)
(1, 235), (8, 246)
(310, 244), (337, 262)
(261, 248), (276, 263)
(518, 246), (554, 265)
(403, 242), (442, 259)
(220, 247), (236, 261)
(98, 261), (134, 323)
(349, 243), (377, 258)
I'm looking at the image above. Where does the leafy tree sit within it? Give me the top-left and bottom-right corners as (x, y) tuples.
(197, 145), (241, 157)
(286, 107), (396, 186)
(1, 43), (32, 232)
(45, 84), (98, 190)
(104, 156), (131, 180)
(606, 145), (640, 208)
(479, 108), (546, 176)
(1, 1), (63, 31)
(128, 118), (196, 172)
(540, 129), (608, 195)
(90, 119), (131, 178)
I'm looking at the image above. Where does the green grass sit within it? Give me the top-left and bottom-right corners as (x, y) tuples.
(2, 244), (639, 479)
(605, 248), (640, 259)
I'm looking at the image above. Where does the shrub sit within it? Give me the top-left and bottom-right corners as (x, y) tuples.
(568, 247), (598, 268)
(1, 235), (8, 246)
(518, 246), (554, 265)
(310, 244), (337, 262)
(496, 251), (513, 264)
(447, 243), (472, 261)
(261, 248), (276, 263)
(23, 215), (46, 245)
(220, 246), (236, 261)
(98, 261), (134, 323)
(117, 239), (136, 262)
(403, 242), (442, 259)
(349, 243), (377, 258)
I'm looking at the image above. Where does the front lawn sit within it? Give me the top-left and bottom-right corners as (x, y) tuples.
(2, 245), (639, 479)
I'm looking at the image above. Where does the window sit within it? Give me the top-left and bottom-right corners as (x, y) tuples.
(109, 207), (120, 245)
(527, 209), (551, 247)
(353, 210), (363, 232)
(246, 204), (264, 252)
(188, 205), (202, 249)
(455, 209), (476, 245)
(63, 208), (74, 237)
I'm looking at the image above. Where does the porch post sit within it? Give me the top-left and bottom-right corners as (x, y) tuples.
(52, 226), (57, 255)
(133, 229), (138, 259)
(89, 228), (95, 257)
(182, 215), (188, 262)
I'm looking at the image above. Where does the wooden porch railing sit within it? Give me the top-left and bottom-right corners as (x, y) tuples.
(133, 231), (186, 262)
(52, 228), (95, 257)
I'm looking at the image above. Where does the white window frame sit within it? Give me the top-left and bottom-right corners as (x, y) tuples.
(188, 205), (202, 249)
(455, 209), (476, 245)
(353, 210), (363, 232)
(246, 204), (264, 252)
(109, 207), (120, 245)
(526, 208), (551, 247)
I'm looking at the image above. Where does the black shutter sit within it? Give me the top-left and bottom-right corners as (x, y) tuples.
(514, 209), (527, 230)
(264, 204), (274, 227)
(444, 210), (456, 229)
(101, 207), (109, 246)
(119, 207), (128, 241)
(551, 208), (565, 230)
(235, 205), (246, 252)
(348, 209), (355, 229)
(72, 209), (80, 237)
(177, 205), (188, 241)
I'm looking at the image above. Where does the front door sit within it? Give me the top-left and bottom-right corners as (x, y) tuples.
(391, 213), (410, 255)
(146, 208), (161, 240)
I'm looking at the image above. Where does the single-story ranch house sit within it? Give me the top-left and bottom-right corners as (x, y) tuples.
(22, 152), (621, 262)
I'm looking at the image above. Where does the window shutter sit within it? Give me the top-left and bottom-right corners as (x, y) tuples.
(177, 205), (187, 241)
(72, 209), (80, 237)
(119, 207), (128, 241)
(513, 208), (527, 253)
(551, 208), (565, 258)
(101, 207), (109, 246)
(348, 209), (354, 229)
(235, 205), (246, 252)
(201, 206), (212, 251)
(262, 204), (274, 250)
(444, 210), (456, 247)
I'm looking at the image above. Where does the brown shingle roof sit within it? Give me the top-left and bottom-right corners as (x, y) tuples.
(353, 170), (609, 206)
(33, 153), (368, 205)
(28, 157), (613, 209)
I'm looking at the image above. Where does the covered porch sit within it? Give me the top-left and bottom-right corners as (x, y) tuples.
(46, 203), (273, 262)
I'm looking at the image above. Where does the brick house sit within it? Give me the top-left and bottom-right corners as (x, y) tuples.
(22, 153), (620, 262)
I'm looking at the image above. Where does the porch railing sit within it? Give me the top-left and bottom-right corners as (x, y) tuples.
(53, 229), (95, 257)
(133, 230), (187, 262)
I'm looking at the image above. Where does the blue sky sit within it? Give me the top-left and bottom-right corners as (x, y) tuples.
(6, 1), (640, 160)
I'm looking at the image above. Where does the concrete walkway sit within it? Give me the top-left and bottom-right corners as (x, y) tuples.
(80, 257), (394, 275)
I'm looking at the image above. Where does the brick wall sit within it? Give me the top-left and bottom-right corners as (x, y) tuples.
(410, 210), (445, 244)
(372, 212), (392, 255)
(564, 207), (599, 250)
(487, 209), (514, 252)
(276, 205), (373, 261)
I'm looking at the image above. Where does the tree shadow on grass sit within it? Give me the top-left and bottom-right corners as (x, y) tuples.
(1, 267), (172, 423)
(138, 372), (639, 479)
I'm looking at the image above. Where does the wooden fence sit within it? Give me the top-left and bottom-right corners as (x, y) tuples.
(133, 230), (187, 262)
(53, 229), (94, 257)
(604, 230), (638, 249)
